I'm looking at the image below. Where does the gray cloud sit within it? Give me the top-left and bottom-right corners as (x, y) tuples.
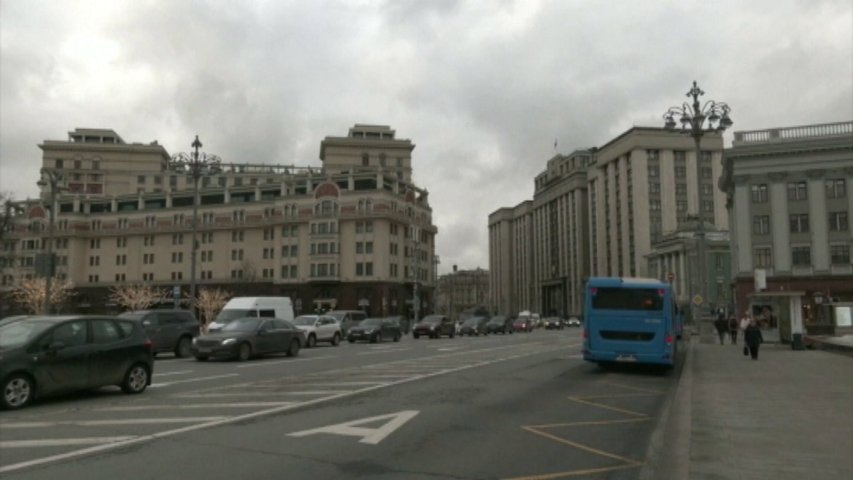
(2, 0), (851, 273)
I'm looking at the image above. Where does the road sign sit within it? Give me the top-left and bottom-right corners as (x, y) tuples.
(692, 295), (704, 306)
(667, 272), (675, 282)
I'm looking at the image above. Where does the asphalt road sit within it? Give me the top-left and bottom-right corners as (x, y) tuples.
(0, 329), (684, 479)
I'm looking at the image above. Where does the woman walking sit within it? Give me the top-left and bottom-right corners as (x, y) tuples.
(744, 317), (764, 360)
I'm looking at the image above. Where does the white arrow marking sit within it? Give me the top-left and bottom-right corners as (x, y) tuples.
(288, 410), (419, 445)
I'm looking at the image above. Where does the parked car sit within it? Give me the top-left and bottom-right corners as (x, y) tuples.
(118, 309), (199, 357)
(566, 316), (582, 327)
(0, 315), (154, 410)
(347, 317), (402, 343)
(512, 318), (534, 333)
(384, 315), (409, 334)
(412, 315), (456, 339)
(459, 316), (490, 336)
(485, 315), (514, 334)
(292, 315), (342, 347)
(543, 317), (565, 330)
(190, 317), (303, 361)
(327, 310), (367, 336)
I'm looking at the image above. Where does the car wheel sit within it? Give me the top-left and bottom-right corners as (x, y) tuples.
(286, 339), (300, 357)
(237, 343), (252, 361)
(2, 374), (34, 410)
(394, 332), (401, 342)
(195, 355), (209, 361)
(331, 333), (341, 346)
(121, 364), (149, 394)
(413, 333), (420, 339)
(174, 336), (192, 358)
(307, 334), (317, 348)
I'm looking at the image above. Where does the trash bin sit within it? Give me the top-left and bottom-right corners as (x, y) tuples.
(791, 333), (805, 350)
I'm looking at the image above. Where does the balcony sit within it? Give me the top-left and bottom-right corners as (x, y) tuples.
(734, 121), (852, 145)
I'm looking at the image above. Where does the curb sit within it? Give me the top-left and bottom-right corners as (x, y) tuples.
(639, 334), (694, 480)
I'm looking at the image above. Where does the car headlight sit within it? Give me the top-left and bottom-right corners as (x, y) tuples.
(221, 338), (236, 345)
(429, 325), (435, 330)
(192, 337), (198, 345)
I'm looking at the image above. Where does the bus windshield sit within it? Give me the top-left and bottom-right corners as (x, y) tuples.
(591, 287), (663, 311)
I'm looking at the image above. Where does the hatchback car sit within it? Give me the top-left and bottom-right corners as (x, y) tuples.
(119, 309), (199, 357)
(567, 317), (582, 327)
(459, 316), (490, 336)
(543, 317), (565, 330)
(0, 315), (153, 410)
(512, 318), (534, 333)
(412, 315), (455, 339)
(191, 317), (303, 361)
(485, 315), (514, 334)
(347, 317), (402, 343)
(292, 315), (342, 347)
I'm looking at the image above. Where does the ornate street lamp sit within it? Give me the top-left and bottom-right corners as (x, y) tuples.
(36, 168), (63, 314)
(663, 81), (733, 321)
(171, 136), (221, 308)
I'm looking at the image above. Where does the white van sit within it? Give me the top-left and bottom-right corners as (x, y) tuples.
(208, 297), (294, 331)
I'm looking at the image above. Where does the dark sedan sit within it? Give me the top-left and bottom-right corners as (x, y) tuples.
(0, 315), (154, 410)
(485, 315), (514, 334)
(190, 317), (304, 361)
(412, 315), (455, 339)
(347, 318), (402, 343)
(459, 316), (490, 336)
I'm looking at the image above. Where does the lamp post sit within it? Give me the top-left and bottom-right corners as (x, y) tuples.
(171, 136), (221, 309)
(37, 168), (63, 314)
(663, 81), (733, 324)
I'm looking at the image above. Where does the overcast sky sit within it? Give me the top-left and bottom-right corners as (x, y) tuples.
(1, 0), (851, 273)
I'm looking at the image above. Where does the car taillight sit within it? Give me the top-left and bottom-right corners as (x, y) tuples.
(665, 334), (673, 345)
(143, 339), (153, 350)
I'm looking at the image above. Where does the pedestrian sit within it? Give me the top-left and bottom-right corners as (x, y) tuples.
(744, 317), (764, 360)
(714, 314), (728, 345)
(728, 315), (739, 345)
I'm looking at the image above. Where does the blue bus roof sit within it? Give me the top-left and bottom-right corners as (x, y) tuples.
(586, 277), (670, 289)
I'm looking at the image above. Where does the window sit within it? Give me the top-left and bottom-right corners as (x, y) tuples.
(649, 182), (660, 194)
(648, 166), (659, 178)
(789, 214), (809, 233)
(700, 167), (713, 179)
(830, 245), (850, 265)
(754, 247), (772, 268)
(702, 184), (714, 196)
(829, 212), (849, 231)
(674, 166), (687, 179)
(826, 179), (846, 198)
(753, 216), (770, 235)
(677, 200), (688, 213)
(787, 182), (807, 201)
(137, 175), (145, 184)
(649, 200), (661, 211)
(362, 153), (369, 166)
(92, 319), (121, 344)
(675, 184), (687, 196)
(792, 246), (811, 266)
(48, 320), (88, 347)
(751, 184), (768, 203)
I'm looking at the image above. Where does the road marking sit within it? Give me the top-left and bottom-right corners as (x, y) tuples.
(0, 342), (566, 474)
(99, 403), (295, 411)
(0, 417), (228, 428)
(356, 348), (410, 355)
(288, 410), (419, 445)
(150, 373), (238, 388)
(235, 355), (337, 368)
(310, 382), (385, 387)
(1, 437), (137, 448)
(152, 370), (194, 377)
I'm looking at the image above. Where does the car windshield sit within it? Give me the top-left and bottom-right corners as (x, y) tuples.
(463, 318), (480, 326)
(360, 318), (383, 327)
(420, 316), (442, 324)
(292, 316), (319, 326)
(215, 309), (255, 322)
(0, 320), (54, 349)
(220, 318), (261, 332)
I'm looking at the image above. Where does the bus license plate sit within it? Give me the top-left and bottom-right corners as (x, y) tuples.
(616, 355), (637, 362)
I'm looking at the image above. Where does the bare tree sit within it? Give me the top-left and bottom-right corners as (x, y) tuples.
(195, 288), (231, 333)
(1, 192), (22, 244)
(240, 260), (258, 283)
(109, 284), (167, 312)
(10, 277), (75, 314)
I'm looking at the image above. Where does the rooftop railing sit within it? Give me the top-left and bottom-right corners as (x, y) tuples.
(734, 121), (852, 144)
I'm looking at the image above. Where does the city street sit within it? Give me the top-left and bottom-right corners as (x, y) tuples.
(0, 329), (683, 479)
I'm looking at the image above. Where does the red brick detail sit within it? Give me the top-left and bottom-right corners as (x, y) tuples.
(28, 206), (46, 219)
(314, 182), (340, 199)
(404, 190), (415, 203)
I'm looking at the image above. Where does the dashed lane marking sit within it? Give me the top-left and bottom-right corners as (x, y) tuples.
(1, 437), (137, 449)
(0, 417), (228, 428)
(98, 403), (296, 411)
(150, 373), (239, 388)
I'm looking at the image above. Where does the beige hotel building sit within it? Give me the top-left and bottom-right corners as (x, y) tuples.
(0, 125), (437, 317)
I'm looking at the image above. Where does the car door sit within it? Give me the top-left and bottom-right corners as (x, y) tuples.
(31, 319), (91, 395)
(319, 317), (337, 341)
(155, 312), (180, 351)
(269, 319), (290, 353)
(141, 314), (167, 352)
(254, 319), (276, 354)
(89, 318), (130, 386)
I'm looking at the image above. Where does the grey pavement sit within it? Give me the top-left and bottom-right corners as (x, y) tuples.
(646, 324), (853, 480)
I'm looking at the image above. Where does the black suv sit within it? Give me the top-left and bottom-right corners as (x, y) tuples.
(412, 315), (455, 339)
(119, 310), (199, 357)
(347, 317), (402, 343)
(459, 316), (490, 336)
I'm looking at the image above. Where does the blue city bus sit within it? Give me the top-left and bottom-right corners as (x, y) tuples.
(582, 277), (678, 368)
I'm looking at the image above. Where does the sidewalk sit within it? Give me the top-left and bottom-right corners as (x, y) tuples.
(648, 326), (853, 479)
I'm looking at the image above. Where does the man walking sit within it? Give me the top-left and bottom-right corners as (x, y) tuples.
(714, 314), (728, 345)
(744, 317), (764, 360)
